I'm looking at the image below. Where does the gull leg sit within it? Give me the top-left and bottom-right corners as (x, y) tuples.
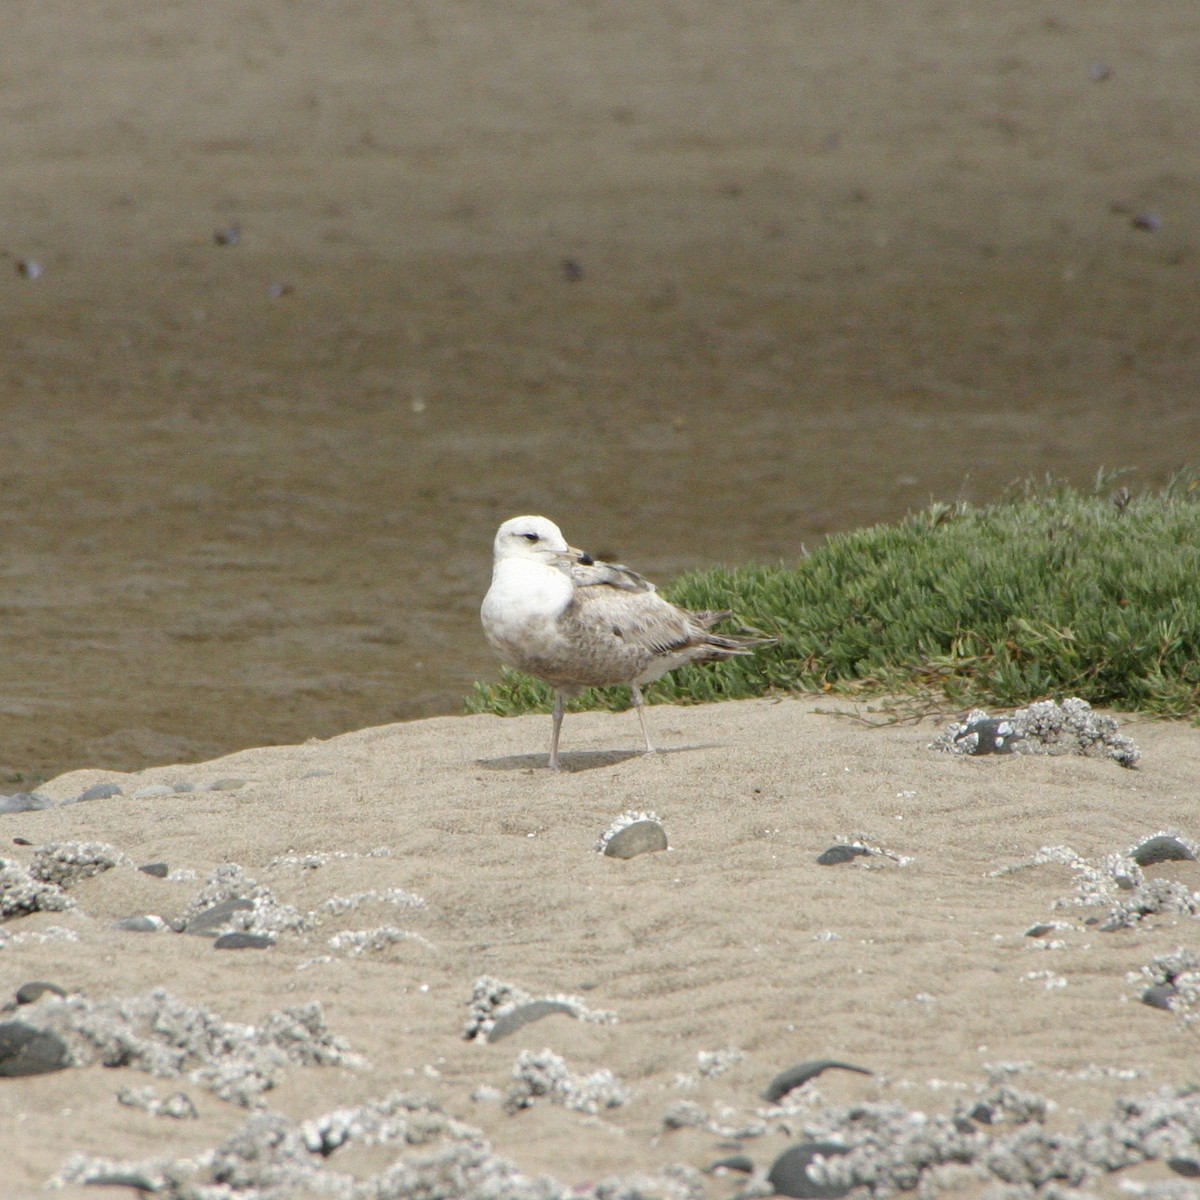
(548, 690), (565, 771)
(631, 685), (655, 755)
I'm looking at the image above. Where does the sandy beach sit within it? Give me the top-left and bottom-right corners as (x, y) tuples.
(2, 697), (1199, 1196)
(3, 2), (1200, 1193)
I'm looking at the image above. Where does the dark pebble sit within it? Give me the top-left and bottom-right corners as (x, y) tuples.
(213, 931), (274, 950)
(708, 1154), (755, 1174)
(15, 981), (66, 1006)
(138, 862), (170, 878)
(1141, 984), (1178, 1011)
(0, 1021), (72, 1077)
(954, 716), (1021, 755)
(1167, 1157), (1200, 1178)
(1024, 923), (1056, 937)
(0, 791), (56, 814)
(816, 845), (869, 866)
(74, 783), (124, 804)
(183, 897), (255, 936)
(487, 1000), (578, 1043)
(763, 1059), (873, 1104)
(768, 1141), (853, 1199)
(1130, 835), (1196, 867)
(78, 1168), (164, 1190)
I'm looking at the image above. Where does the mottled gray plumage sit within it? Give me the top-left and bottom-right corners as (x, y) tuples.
(481, 515), (772, 770)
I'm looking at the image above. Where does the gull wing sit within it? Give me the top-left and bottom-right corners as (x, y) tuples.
(567, 584), (699, 656)
(566, 558), (657, 594)
(548, 552), (768, 689)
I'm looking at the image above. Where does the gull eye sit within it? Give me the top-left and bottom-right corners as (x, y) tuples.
(521, 532), (540, 542)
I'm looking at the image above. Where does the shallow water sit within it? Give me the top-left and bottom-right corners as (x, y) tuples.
(4, 244), (1195, 784)
(2, 2), (1198, 781)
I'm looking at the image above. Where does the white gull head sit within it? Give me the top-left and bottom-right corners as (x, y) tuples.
(491, 515), (580, 565)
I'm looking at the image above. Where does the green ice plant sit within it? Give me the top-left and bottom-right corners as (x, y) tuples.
(467, 470), (1200, 720)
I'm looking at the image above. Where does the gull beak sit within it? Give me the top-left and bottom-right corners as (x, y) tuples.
(562, 545), (594, 566)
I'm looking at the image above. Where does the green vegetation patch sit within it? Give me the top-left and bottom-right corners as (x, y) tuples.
(467, 473), (1200, 720)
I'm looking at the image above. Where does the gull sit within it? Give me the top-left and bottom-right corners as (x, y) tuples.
(481, 515), (772, 770)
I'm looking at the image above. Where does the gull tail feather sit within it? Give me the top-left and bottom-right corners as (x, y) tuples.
(692, 613), (777, 658)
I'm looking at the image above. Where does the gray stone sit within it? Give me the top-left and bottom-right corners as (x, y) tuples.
(817, 844), (870, 866)
(601, 818), (668, 860)
(709, 1154), (755, 1174)
(486, 1000), (578, 1043)
(768, 1142), (853, 1198)
(15, 981), (65, 1006)
(75, 783), (124, 803)
(115, 915), (166, 933)
(0, 1021), (71, 1077)
(184, 896), (255, 936)
(764, 1060), (873, 1104)
(1168, 1157), (1200, 1178)
(1141, 984), (1178, 1011)
(214, 931), (275, 950)
(1131, 834), (1197, 867)
(0, 791), (55, 814)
